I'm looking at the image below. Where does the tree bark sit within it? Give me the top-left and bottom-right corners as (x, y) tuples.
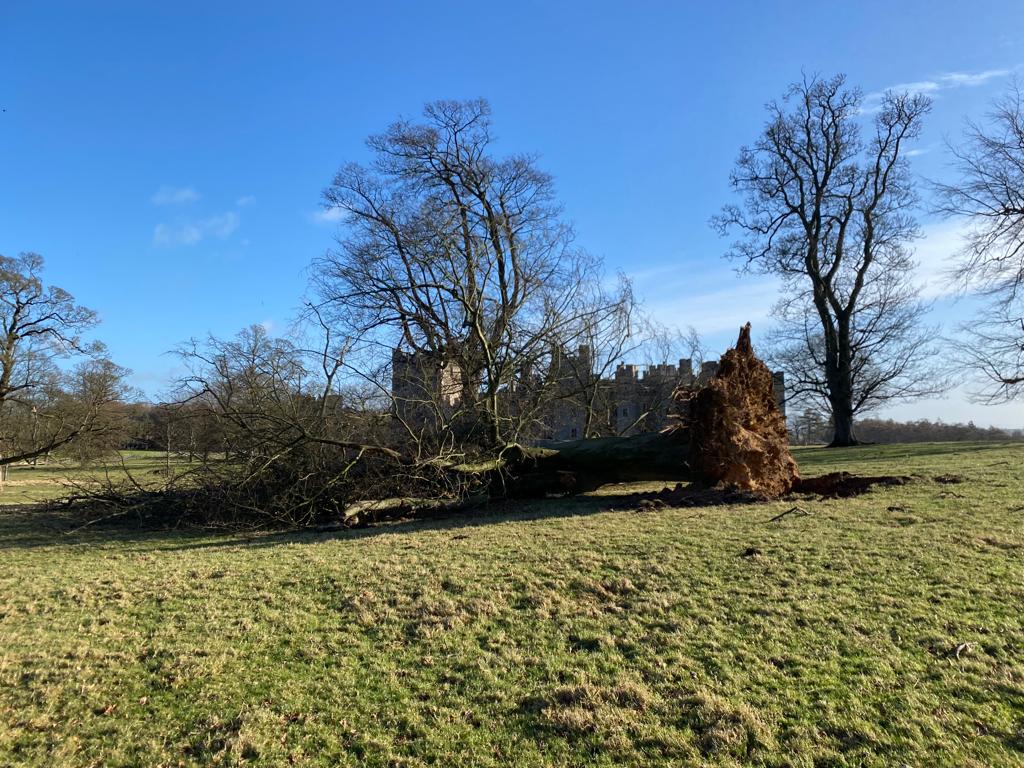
(483, 430), (694, 497)
(828, 405), (858, 447)
(827, 363), (859, 446)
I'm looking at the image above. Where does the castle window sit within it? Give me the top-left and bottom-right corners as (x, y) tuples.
(570, 428), (577, 438)
(621, 407), (628, 417)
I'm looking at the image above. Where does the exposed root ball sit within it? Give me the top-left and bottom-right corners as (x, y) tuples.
(679, 324), (799, 497)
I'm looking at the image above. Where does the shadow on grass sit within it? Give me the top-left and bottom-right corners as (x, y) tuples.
(4, 441), (1018, 553)
(0, 491), (668, 554)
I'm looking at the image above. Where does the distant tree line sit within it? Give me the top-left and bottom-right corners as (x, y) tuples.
(789, 408), (1021, 445)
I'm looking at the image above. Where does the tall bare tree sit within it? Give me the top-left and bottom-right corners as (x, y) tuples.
(935, 82), (1024, 401)
(714, 74), (936, 446)
(0, 253), (130, 470)
(314, 99), (633, 450)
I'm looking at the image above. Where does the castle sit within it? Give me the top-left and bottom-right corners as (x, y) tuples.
(392, 346), (785, 441)
(543, 346), (786, 440)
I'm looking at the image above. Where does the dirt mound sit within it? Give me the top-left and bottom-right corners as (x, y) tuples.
(611, 482), (767, 511)
(677, 324), (799, 498)
(794, 472), (910, 498)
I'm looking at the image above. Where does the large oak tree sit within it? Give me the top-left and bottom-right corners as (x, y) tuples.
(715, 74), (936, 446)
(313, 99), (633, 449)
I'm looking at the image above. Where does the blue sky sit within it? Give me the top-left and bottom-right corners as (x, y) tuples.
(2, 1), (1023, 426)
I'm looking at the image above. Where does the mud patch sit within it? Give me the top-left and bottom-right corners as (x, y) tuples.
(793, 472), (911, 498)
(611, 482), (767, 512)
(612, 470), (912, 512)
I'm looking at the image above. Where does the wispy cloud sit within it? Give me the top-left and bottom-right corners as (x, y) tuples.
(309, 207), (347, 225)
(940, 69), (1013, 88)
(903, 146), (933, 158)
(151, 185), (201, 205)
(236, 195), (256, 207)
(863, 68), (1013, 111)
(153, 222), (202, 247)
(153, 211), (240, 247)
(203, 212), (240, 238)
(634, 268), (778, 333)
(624, 263), (681, 284)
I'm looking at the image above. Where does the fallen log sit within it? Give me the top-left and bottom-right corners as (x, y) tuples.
(486, 430), (696, 496)
(474, 324), (799, 499)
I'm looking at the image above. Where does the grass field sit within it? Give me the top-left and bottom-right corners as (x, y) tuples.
(0, 452), (181, 507)
(1, 442), (1023, 766)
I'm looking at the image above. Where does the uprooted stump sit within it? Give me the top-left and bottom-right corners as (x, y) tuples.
(680, 323), (799, 498)
(484, 323), (800, 499)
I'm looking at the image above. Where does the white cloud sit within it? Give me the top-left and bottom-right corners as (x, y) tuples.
(153, 211), (240, 247)
(885, 79), (944, 96)
(151, 185), (200, 205)
(310, 207), (348, 225)
(153, 222), (201, 247)
(236, 195), (256, 207)
(259, 319), (275, 333)
(940, 69), (1012, 88)
(625, 263), (681, 283)
(864, 68), (1013, 110)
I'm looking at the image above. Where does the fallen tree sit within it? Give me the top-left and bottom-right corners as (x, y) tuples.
(60, 324), (800, 531)
(472, 324), (800, 499)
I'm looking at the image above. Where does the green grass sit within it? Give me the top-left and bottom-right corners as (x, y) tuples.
(0, 451), (183, 506)
(1, 442), (1023, 766)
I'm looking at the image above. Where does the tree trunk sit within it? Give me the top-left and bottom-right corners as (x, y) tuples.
(827, 321), (859, 447)
(827, 367), (859, 447)
(484, 430), (694, 497)
(829, 407), (858, 447)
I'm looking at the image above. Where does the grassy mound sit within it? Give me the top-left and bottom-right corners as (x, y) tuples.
(1, 442), (1023, 766)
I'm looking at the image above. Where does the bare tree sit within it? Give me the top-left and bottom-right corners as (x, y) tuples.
(60, 359), (137, 465)
(313, 99), (633, 452)
(150, 324), (419, 528)
(0, 253), (130, 470)
(765, 286), (946, 425)
(935, 82), (1024, 401)
(714, 74), (937, 446)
